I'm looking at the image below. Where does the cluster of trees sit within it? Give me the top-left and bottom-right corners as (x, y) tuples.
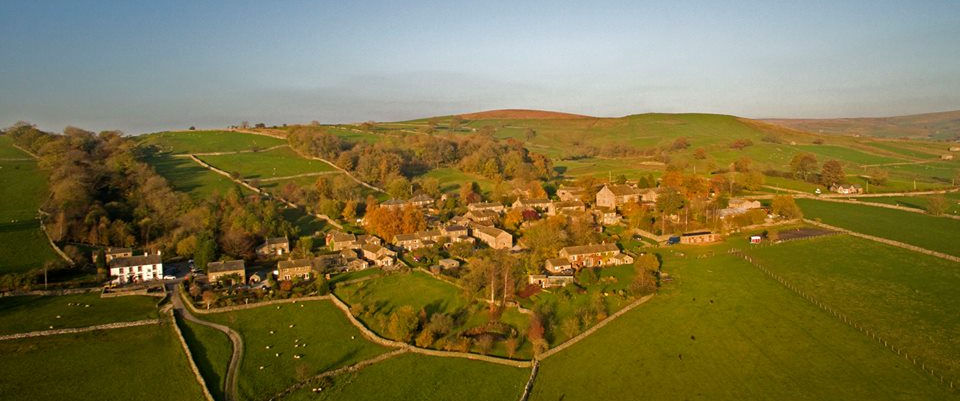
(363, 204), (427, 240)
(788, 153), (848, 187)
(288, 126), (554, 186)
(2, 123), (295, 288)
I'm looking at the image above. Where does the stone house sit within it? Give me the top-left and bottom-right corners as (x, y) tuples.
(441, 225), (470, 240)
(640, 188), (659, 203)
(277, 258), (316, 281)
(207, 260), (246, 284)
(109, 252), (163, 285)
(473, 226), (513, 249)
(949, 146), (960, 152)
(511, 198), (552, 211)
(256, 237), (290, 257)
(467, 202), (505, 213)
(438, 258), (460, 269)
(547, 200), (586, 216)
(544, 257), (574, 274)
(556, 185), (587, 202)
(596, 184), (641, 209)
(558, 243), (632, 268)
(326, 231), (358, 251)
(593, 207), (621, 225)
(942, 154), (955, 160)
(407, 194), (435, 208)
(361, 243), (396, 267)
(464, 210), (499, 226)
(394, 233), (426, 251)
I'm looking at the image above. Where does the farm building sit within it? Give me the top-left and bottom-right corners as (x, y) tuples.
(949, 146), (960, 152)
(942, 154), (954, 160)
(528, 274), (576, 288)
(728, 199), (762, 210)
(595, 184), (641, 209)
(679, 231), (719, 244)
(558, 243), (632, 268)
(256, 237), (290, 256)
(438, 259), (460, 269)
(473, 226), (513, 249)
(105, 247), (133, 262)
(207, 260), (246, 284)
(379, 199), (408, 209)
(108, 252), (163, 284)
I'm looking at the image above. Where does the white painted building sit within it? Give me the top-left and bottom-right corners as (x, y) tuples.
(108, 251), (163, 284)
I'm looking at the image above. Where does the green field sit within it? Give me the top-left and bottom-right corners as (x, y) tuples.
(280, 352), (530, 401)
(138, 130), (285, 154)
(336, 271), (466, 320)
(177, 316), (232, 401)
(797, 198), (960, 257)
(198, 146), (335, 179)
(530, 252), (954, 400)
(854, 192), (960, 216)
(0, 324), (206, 401)
(0, 293), (160, 335)
(145, 152), (243, 198)
(0, 140), (60, 273)
(748, 235), (960, 383)
(202, 300), (389, 401)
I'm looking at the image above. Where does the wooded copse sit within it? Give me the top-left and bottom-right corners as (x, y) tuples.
(1, 124), (294, 290)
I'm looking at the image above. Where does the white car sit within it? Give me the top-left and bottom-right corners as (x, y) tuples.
(162, 275), (176, 280)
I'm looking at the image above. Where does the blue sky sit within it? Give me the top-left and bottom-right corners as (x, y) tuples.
(1, 0), (958, 134)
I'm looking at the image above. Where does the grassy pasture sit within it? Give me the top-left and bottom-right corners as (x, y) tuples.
(280, 352), (530, 401)
(0, 293), (159, 335)
(198, 147), (334, 179)
(0, 324), (206, 401)
(177, 316), (232, 401)
(748, 235), (960, 384)
(0, 141), (59, 273)
(336, 271), (466, 321)
(138, 130), (285, 154)
(145, 152), (243, 198)
(530, 252), (955, 401)
(854, 192), (960, 216)
(796, 198), (960, 257)
(203, 300), (389, 401)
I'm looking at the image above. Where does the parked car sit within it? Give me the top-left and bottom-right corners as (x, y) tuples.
(162, 275), (176, 280)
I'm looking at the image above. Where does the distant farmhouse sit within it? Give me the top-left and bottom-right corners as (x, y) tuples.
(830, 184), (864, 195)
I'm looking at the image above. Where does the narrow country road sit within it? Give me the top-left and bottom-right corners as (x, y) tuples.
(172, 286), (243, 401)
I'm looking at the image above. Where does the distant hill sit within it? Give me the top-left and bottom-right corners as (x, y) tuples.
(762, 110), (960, 140)
(457, 109), (593, 120)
